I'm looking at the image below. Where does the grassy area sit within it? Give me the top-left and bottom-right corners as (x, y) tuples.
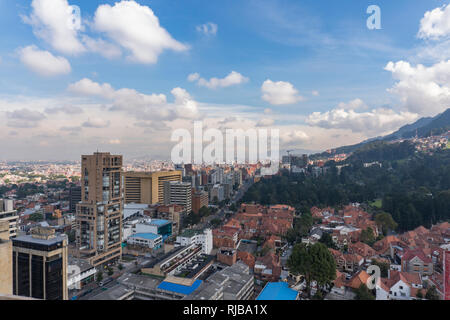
(370, 199), (382, 209)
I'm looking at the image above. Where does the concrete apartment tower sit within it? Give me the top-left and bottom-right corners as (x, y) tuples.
(76, 152), (123, 267)
(163, 181), (193, 214)
(0, 221), (12, 295)
(0, 199), (19, 238)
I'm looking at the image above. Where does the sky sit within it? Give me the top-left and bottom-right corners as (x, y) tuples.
(0, 0), (449, 161)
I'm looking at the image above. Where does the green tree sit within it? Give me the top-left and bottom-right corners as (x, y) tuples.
(425, 286), (440, 300)
(287, 243), (336, 298)
(371, 259), (389, 278)
(360, 227), (376, 246)
(28, 212), (44, 222)
(319, 232), (336, 249)
(295, 211), (313, 238)
(96, 271), (103, 283)
(284, 228), (298, 244)
(375, 212), (398, 235)
(210, 218), (221, 228)
(354, 284), (375, 300)
(416, 289), (423, 299)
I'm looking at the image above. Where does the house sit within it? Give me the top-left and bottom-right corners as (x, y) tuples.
(401, 249), (433, 276)
(254, 252), (282, 282)
(376, 270), (423, 300)
(348, 242), (376, 259)
(373, 235), (407, 259)
(329, 249), (364, 273)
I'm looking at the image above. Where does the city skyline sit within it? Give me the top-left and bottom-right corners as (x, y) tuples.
(0, 0), (449, 160)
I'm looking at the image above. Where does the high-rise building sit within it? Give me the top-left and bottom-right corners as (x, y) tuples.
(0, 221), (12, 295)
(0, 199), (19, 238)
(123, 171), (182, 205)
(12, 226), (68, 300)
(163, 181), (192, 214)
(76, 152), (123, 267)
(192, 191), (209, 214)
(69, 186), (81, 214)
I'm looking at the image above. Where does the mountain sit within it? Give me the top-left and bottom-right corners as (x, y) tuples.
(313, 107), (450, 157)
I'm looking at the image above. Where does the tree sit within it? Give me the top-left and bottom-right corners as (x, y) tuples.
(319, 232), (336, 249)
(375, 212), (398, 235)
(295, 211), (313, 238)
(425, 286), (440, 300)
(210, 218), (221, 228)
(360, 227), (376, 246)
(96, 271), (103, 283)
(118, 264), (123, 271)
(198, 206), (211, 217)
(354, 284), (375, 300)
(416, 289), (423, 299)
(287, 243), (336, 298)
(28, 212), (44, 222)
(284, 228), (298, 244)
(371, 259), (389, 278)
(66, 230), (76, 243)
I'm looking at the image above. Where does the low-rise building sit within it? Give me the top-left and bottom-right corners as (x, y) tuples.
(175, 228), (213, 254)
(127, 233), (163, 250)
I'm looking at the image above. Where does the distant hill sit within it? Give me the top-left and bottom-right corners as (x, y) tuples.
(312, 107), (450, 158)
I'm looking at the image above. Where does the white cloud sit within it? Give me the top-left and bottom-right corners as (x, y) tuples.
(311, 90), (320, 96)
(187, 72), (200, 82)
(188, 71), (249, 89)
(93, 0), (188, 64)
(19, 45), (71, 77)
(256, 118), (275, 127)
(68, 78), (200, 121)
(6, 108), (46, 128)
(418, 4), (450, 40)
(45, 105), (83, 115)
(385, 60), (450, 116)
(109, 139), (121, 144)
(81, 36), (122, 59)
(261, 79), (304, 105)
(82, 118), (110, 128)
(306, 105), (418, 134)
(196, 22), (218, 36)
(337, 98), (367, 110)
(281, 130), (309, 145)
(23, 0), (85, 55)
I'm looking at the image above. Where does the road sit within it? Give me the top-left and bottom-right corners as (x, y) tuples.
(197, 177), (254, 229)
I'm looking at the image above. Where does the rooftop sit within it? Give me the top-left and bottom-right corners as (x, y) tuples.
(257, 282), (298, 300)
(12, 233), (66, 246)
(157, 279), (203, 295)
(131, 233), (161, 240)
(148, 219), (171, 227)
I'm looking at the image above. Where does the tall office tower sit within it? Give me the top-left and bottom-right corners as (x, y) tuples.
(12, 226), (68, 300)
(76, 152), (123, 267)
(163, 181), (192, 214)
(123, 171), (182, 204)
(69, 186), (82, 214)
(0, 221), (12, 295)
(0, 199), (19, 238)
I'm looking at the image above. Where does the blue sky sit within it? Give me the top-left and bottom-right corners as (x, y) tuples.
(0, 0), (449, 160)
